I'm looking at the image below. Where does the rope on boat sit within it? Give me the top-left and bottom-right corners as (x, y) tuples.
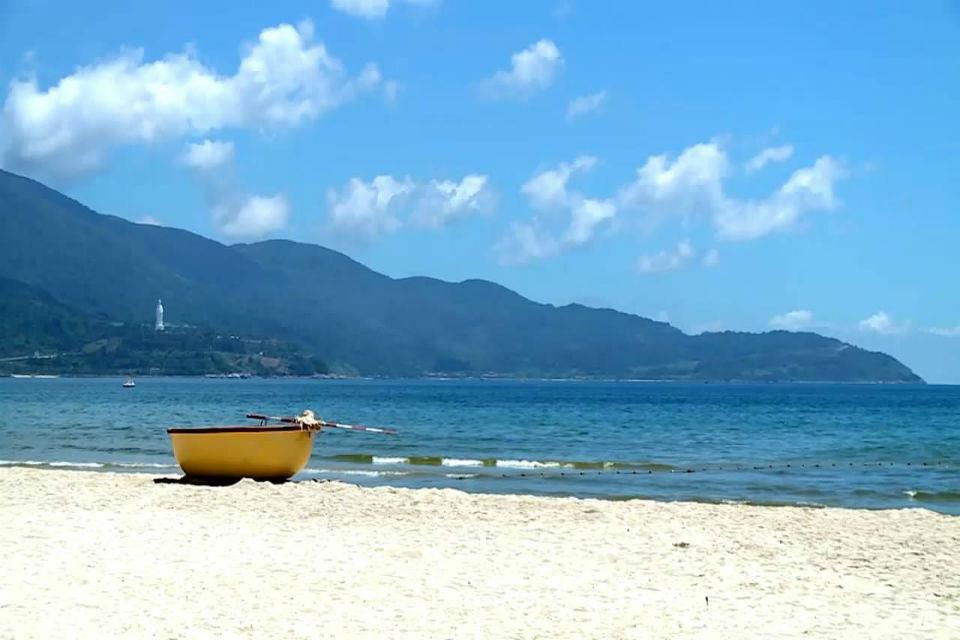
(295, 409), (324, 432)
(246, 411), (397, 435)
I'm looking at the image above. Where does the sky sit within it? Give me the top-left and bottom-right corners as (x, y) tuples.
(0, 1), (958, 382)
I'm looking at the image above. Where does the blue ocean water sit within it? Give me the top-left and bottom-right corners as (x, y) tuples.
(0, 378), (957, 513)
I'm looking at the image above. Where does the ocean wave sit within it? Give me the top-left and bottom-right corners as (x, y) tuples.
(107, 462), (179, 469)
(440, 458), (486, 467)
(321, 453), (675, 471)
(48, 461), (105, 468)
(302, 468), (409, 478)
(903, 490), (960, 503)
(496, 459), (562, 469)
(0, 459), (177, 470)
(1, 460), (105, 468)
(444, 473), (479, 479)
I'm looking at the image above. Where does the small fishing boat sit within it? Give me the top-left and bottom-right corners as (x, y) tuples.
(167, 410), (395, 481)
(122, 376), (136, 388)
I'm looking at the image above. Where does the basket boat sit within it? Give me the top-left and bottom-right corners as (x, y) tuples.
(166, 425), (314, 481)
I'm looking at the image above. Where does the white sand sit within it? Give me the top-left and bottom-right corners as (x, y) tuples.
(1, 468), (958, 639)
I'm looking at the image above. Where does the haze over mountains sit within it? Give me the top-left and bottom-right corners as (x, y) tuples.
(0, 169), (922, 382)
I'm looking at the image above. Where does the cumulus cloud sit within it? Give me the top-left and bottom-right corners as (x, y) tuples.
(1, 20), (380, 179)
(496, 156), (614, 264)
(498, 140), (846, 265)
(479, 39), (562, 100)
(858, 311), (907, 335)
(637, 240), (695, 274)
(327, 173), (493, 238)
(413, 175), (494, 228)
(714, 156), (847, 240)
(565, 197), (616, 245)
(330, 0), (438, 19)
(769, 309), (814, 331)
(928, 326), (960, 337)
(618, 143), (728, 222)
(617, 142), (847, 241)
(745, 144), (794, 173)
(331, 0), (390, 18)
(566, 91), (607, 119)
(521, 155), (596, 210)
(327, 175), (412, 238)
(181, 139), (288, 240)
(215, 194), (289, 239)
(181, 140), (234, 172)
(494, 221), (561, 264)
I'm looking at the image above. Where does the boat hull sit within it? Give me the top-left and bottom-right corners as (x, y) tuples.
(167, 426), (314, 480)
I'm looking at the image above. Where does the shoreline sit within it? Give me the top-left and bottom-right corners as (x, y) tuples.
(1, 459), (957, 513)
(0, 373), (934, 384)
(2, 467), (958, 638)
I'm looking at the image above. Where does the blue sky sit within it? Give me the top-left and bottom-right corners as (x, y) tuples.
(1, 1), (958, 381)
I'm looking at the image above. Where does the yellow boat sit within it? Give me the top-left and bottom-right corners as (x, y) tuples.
(167, 425), (314, 481)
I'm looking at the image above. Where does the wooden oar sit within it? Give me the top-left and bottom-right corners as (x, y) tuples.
(246, 413), (397, 436)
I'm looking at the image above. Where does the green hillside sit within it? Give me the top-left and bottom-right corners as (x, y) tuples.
(0, 169), (923, 382)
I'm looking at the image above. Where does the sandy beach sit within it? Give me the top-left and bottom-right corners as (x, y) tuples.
(1, 467), (957, 639)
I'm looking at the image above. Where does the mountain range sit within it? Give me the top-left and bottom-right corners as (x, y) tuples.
(0, 169), (922, 382)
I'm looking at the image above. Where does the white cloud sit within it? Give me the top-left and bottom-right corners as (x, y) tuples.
(480, 39), (562, 100)
(521, 155), (596, 210)
(497, 156), (614, 264)
(330, 0), (438, 19)
(328, 173), (492, 238)
(637, 240), (695, 274)
(769, 309), (814, 331)
(383, 81), (400, 103)
(328, 175), (412, 238)
(331, 0), (390, 18)
(494, 221), (560, 264)
(928, 326), (960, 337)
(618, 142), (847, 241)
(702, 248), (720, 267)
(138, 215), (162, 226)
(745, 144), (794, 173)
(181, 139), (234, 172)
(618, 143), (728, 220)
(714, 156), (847, 240)
(215, 194), (289, 239)
(566, 91), (607, 119)
(181, 139), (288, 240)
(1, 21), (380, 179)
(565, 197), (616, 245)
(499, 140), (846, 265)
(858, 311), (907, 335)
(414, 175), (494, 228)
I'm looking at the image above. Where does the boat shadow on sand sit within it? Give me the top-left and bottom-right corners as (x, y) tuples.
(153, 476), (291, 487)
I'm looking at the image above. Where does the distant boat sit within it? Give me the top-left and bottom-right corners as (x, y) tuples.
(10, 374), (59, 379)
(122, 377), (136, 388)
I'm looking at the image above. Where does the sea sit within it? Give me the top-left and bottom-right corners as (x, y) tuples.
(1, 377), (958, 514)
